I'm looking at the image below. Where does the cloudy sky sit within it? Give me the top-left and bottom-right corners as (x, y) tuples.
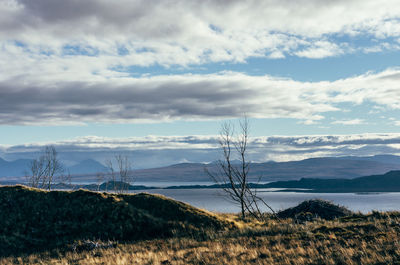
(1, 0), (400, 166)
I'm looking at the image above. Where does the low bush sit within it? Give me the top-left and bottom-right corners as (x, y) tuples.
(277, 199), (352, 220)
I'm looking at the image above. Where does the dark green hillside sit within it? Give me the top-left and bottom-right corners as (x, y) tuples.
(266, 170), (400, 192)
(0, 185), (232, 257)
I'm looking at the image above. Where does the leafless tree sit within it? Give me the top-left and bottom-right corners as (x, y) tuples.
(115, 154), (132, 193)
(59, 169), (72, 189)
(26, 145), (64, 190)
(26, 155), (46, 188)
(105, 154), (134, 193)
(42, 146), (64, 190)
(206, 117), (275, 220)
(96, 172), (105, 191)
(105, 159), (116, 191)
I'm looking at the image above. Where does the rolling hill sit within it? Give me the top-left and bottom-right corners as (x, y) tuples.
(0, 185), (231, 256)
(265, 170), (400, 192)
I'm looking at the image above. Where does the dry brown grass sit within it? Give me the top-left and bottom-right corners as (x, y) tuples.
(2, 212), (400, 265)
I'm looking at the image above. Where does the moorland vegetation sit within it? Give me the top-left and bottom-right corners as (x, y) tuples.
(1, 185), (400, 264)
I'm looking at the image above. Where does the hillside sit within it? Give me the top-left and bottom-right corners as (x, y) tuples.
(265, 170), (400, 192)
(0, 185), (232, 257)
(1, 190), (399, 264)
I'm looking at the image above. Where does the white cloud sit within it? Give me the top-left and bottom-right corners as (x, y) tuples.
(0, 71), (338, 125)
(1, 67), (400, 125)
(294, 41), (344, 59)
(332, 119), (366, 125)
(298, 120), (319, 125)
(1, 1), (400, 126)
(0, 0), (399, 69)
(3, 133), (400, 167)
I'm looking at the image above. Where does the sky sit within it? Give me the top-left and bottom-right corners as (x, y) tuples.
(1, 0), (400, 166)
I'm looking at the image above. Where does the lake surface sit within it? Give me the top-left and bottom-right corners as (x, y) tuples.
(134, 188), (400, 213)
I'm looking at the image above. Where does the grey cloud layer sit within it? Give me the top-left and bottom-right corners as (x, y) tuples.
(1, 1), (400, 125)
(6, 0), (400, 38)
(1, 0), (400, 65)
(2, 134), (400, 168)
(1, 69), (400, 124)
(0, 73), (320, 124)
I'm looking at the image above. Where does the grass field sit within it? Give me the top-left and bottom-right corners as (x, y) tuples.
(1, 186), (400, 264)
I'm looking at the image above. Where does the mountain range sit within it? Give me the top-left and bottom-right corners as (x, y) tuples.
(0, 158), (107, 180)
(264, 170), (400, 192)
(2, 155), (400, 184)
(0, 158), (32, 178)
(127, 156), (400, 183)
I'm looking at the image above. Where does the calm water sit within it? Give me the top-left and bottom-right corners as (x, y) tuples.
(134, 188), (400, 213)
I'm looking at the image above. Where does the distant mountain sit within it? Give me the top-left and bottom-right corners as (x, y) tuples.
(265, 170), (400, 192)
(0, 158), (107, 178)
(0, 158), (31, 177)
(90, 155), (400, 183)
(68, 159), (107, 175)
(337, 154), (400, 165)
(3, 155), (400, 183)
(248, 157), (400, 180)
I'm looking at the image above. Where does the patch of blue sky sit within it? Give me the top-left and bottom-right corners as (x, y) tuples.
(209, 24), (223, 34)
(4, 40), (53, 56)
(39, 48), (54, 56)
(313, 101), (400, 133)
(134, 47), (156, 53)
(13, 40), (25, 48)
(110, 48), (400, 82)
(0, 121), (219, 145)
(107, 32), (400, 81)
(331, 32), (380, 46)
(62, 44), (99, 57)
(110, 64), (186, 77)
(117, 45), (129, 56)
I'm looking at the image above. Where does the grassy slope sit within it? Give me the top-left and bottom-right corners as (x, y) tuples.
(0, 185), (232, 256)
(2, 212), (400, 264)
(1, 186), (400, 264)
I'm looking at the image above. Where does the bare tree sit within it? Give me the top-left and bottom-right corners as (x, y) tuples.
(96, 172), (105, 191)
(206, 118), (275, 220)
(26, 155), (46, 188)
(105, 159), (116, 191)
(105, 154), (134, 193)
(115, 154), (132, 193)
(42, 146), (64, 190)
(59, 169), (72, 189)
(26, 145), (64, 190)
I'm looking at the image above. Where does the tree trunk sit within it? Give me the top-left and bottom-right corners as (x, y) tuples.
(241, 200), (245, 219)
